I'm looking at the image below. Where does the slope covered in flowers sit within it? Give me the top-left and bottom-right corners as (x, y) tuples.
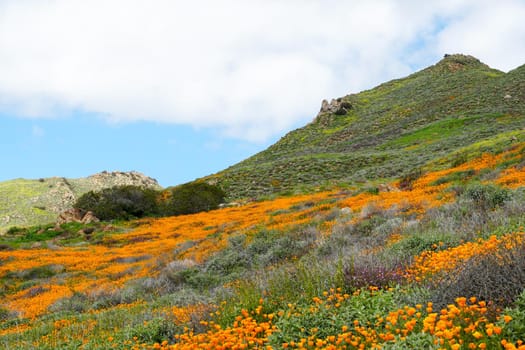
(1, 142), (525, 349)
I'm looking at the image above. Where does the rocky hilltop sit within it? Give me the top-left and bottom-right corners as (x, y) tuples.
(0, 171), (161, 232)
(203, 54), (525, 199)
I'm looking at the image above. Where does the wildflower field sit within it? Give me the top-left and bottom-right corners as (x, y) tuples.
(1, 142), (525, 349)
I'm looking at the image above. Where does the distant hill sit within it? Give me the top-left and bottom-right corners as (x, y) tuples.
(0, 171), (161, 232)
(203, 54), (525, 199)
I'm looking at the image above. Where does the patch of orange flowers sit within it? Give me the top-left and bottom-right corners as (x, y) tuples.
(0, 143), (523, 320)
(405, 232), (525, 283)
(131, 291), (524, 350)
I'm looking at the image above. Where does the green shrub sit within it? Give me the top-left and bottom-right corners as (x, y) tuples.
(502, 289), (525, 343)
(431, 169), (476, 185)
(398, 169), (422, 190)
(381, 332), (438, 349)
(16, 225), (62, 242)
(127, 317), (178, 343)
(162, 182), (225, 216)
(268, 288), (398, 346)
(0, 307), (12, 321)
(461, 183), (511, 210)
(6, 226), (24, 235)
(7, 264), (63, 280)
(205, 235), (251, 275)
(49, 292), (90, 313)
(74, 185), (159, 220)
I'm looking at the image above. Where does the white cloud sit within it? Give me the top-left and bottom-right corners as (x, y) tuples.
(0, 0), (524, 142)
(435, 0), (525, 71)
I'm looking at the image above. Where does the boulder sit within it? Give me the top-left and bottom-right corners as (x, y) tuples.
(81, 211), (99, 224)
(56, 209), (99, 225)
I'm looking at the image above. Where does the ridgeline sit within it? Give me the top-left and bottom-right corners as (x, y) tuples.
(204, 54), (525, 199)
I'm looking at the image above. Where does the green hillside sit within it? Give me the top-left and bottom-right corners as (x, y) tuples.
(2, 54), (525, 350)
(0, 172), (161, 233)
(204, 54), (525, 199)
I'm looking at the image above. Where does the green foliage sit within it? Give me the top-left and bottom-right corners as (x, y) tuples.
(388, 233), (457, 260)
(126, 317), (178, 343)
(431, 169), (476, 185)
(502, 290), (525, 342)
(381, 332), (439, 349)
(162, 182), (225, 216)
(6, 264), (63, 280)
(6, 224), (62, 242)
(0, 307), (12, 321)
(269, 289), (398, 345)
(74, 185), (159, 220)
(461, 183), (511, 210)
(49, 292), (90, 313)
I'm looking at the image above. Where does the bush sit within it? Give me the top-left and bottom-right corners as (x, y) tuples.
(398, 169), (422, 190)
(205, 235), (251, 275)
(0, 307), (13, 321)
(162, 182), (225, 216)
(344, 257), (405, 290)
(7, 264), (64, 280)
(461, 183), (511, 210)
(430, 236), (525, 310)
(127, 317), (179, 343)
(49, 292), (90, 313)
(502, 289), (525, 343)
(74, 185), (159, 220)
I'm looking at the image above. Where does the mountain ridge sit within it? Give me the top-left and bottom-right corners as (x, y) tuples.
(202, 54), (525, 199)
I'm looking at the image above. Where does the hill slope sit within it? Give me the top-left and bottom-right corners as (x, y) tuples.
(0, 171), (161, 232)
(204, 54), (525, 199)
(2, 54), (525, 350)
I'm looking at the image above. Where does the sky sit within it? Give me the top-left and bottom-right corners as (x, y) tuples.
(1, 0), (525, 187)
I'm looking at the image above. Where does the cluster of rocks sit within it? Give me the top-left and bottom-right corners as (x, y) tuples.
(56, 208), (99, 225)
(319, 98), (353, 116)
(312, 97), (353, 126)
(87, 171), (161, 190)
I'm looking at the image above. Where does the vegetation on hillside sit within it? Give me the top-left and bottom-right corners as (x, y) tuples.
(1, 54), (525, 349)
(73, 183), (226, 221)
(203, 54), (525, 199)
(0, 140), (524, 349)
(0, 172), (161, 233)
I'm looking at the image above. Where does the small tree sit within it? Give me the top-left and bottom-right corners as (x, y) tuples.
(74, 185), (159, 220)
(163, 182), (225, 216)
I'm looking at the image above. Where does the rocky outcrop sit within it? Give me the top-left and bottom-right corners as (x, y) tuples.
(319, 98), (352, 115)
(56, 209), (100, 225)
(87, 171), (160, 190)
(313, 97), (353, 126)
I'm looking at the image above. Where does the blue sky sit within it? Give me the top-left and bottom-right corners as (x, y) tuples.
(1, 0), (524, 187)
(0, 113), (271, 186)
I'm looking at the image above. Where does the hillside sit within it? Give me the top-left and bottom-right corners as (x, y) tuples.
(0, 171), (161, 232)
(1, 54), (525, 349)
(0, 141), (524, 349)
(204, 54), (525, 199)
